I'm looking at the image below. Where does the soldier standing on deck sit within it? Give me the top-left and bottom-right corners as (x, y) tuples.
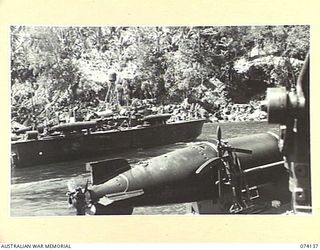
(105, 72), (118, 109)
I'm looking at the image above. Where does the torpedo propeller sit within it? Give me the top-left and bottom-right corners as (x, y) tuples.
(216, 126), (253, 156)
(196, 126), (252, 175)
(66, 179), (95, 215)
(196, 126), (255, 213)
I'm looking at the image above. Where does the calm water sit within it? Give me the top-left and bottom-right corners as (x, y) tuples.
(11, 121), (279, 216)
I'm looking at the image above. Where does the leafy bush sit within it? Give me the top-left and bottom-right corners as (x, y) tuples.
(11, 25), (309, 124)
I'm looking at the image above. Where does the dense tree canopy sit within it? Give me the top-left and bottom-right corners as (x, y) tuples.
(11, 25), (309, 124)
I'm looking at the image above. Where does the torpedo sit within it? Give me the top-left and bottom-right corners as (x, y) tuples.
(67, 127), (290, 215)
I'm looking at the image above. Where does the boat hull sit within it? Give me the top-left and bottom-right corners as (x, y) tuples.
(11, 119), (205, 168)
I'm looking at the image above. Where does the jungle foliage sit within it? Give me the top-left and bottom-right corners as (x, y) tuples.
(11, 25), (309, 124)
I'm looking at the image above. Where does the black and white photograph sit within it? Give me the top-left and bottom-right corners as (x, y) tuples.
(10, 25), (310, 217)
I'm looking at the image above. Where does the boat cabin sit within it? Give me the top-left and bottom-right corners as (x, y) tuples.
(140, 114), (171, 126)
